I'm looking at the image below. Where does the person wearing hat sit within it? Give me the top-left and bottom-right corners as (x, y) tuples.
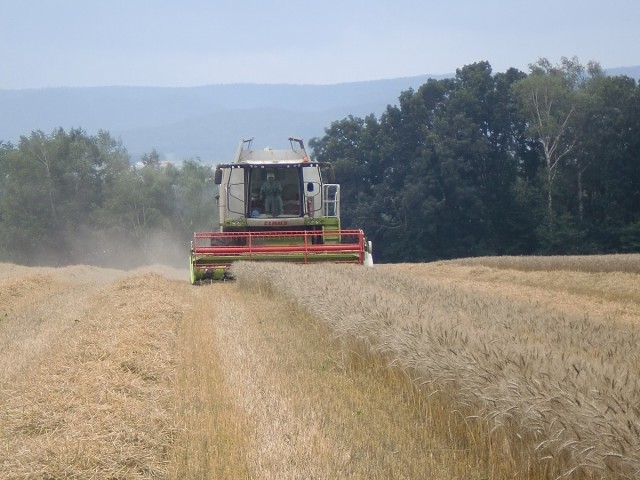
(260, 172), (283, 216)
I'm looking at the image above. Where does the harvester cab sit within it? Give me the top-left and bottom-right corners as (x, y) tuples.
(190, 137), (373, 283)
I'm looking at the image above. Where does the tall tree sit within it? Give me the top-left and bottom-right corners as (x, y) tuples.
(575, 73), (640, 251)
(511, 58), (581, 227)
(309, 114), (380, 232)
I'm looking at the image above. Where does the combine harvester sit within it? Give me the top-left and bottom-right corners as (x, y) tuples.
(190, 137), (373, 283)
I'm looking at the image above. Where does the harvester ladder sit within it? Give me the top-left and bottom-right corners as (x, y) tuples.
(322, 184), (340, 218)
(321, 184), (341, 242)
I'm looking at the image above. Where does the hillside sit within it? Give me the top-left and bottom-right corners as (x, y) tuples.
(1, 256), (639, 479)
(0, 75), (441, 162)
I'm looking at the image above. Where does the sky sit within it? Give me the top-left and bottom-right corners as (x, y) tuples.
(1, 0), (639, 89)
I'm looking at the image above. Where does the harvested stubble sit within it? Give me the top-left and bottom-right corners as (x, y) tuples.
(0, 269), (181, 479)
(233, 259), (640, 479)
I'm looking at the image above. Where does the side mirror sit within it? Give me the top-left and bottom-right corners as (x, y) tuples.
(214, 168), (223, 185)
(307, 182), (315, 192)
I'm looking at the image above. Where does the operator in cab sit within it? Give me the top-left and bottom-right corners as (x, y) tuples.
(260, 172), (283, 216)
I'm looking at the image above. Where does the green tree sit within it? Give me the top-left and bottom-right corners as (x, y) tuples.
(310, 115), (380, 231)
(312, 62), (537, 261)
(374, 63), (532, 260)
(0, 128), (225, 266)
(576, 73), (640, 251)
(0, 130), (66, 263)
(511, 58), (584, 231)
(141, 148), (161, 167)
(0, 129), (129, 263)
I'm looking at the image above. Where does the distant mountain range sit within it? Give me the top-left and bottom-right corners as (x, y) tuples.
(0, 76), (445, 163)
(1, 66), (638, 163)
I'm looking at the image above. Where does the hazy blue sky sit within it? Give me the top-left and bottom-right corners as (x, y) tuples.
(1, 0), (638, 89)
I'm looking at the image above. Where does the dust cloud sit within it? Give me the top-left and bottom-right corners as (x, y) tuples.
(9, 226), (191, 274)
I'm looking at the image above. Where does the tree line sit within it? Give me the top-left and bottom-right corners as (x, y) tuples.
(0, 129), (215, 266)
(310, 57), (640, 262)
(1, 57), (638, 266)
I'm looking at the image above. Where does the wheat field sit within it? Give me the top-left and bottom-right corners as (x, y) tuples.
(234, 256), (640, 479)
(0, 255), (638, 479)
